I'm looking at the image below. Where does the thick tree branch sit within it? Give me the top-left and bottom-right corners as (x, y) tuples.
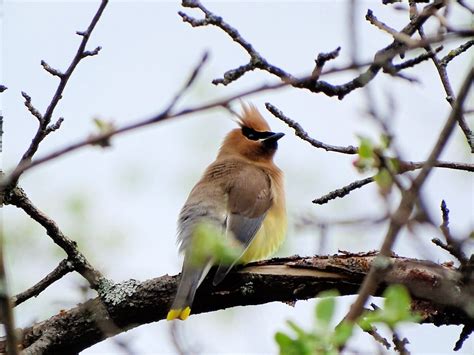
(4, 254), (472, 354)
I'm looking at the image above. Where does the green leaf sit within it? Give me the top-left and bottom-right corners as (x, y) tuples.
(275, 290), (354, 355)
(93, 118), (115, 133)
(91, 118), (116, 147)
(359, 285), (421, 331)
(358, 137), (374, 159)
(275, 327), (316, 355)
(275, 332), (294, 348)
(380, 134), (391, 149)
(332, 321), (354, 346)
(374, 168), (393, 195)
(315, 291), (338, 328)
(387, 157), (400, 173)
(358, 313), (379, 331)
(384, 284), (411, 314)
(287, 320), (307, 337)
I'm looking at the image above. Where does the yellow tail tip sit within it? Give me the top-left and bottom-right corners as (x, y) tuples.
(167, 307), (191, 321)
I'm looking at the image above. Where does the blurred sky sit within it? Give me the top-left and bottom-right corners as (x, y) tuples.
(2, 0), (473, 354)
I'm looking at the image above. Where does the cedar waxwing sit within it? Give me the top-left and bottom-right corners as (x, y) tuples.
(167, 104), (287, 321)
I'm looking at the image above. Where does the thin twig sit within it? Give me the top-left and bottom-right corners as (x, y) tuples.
(0, 243), (18, 355)
(265, 102), (473, 204)
(1, 61), (388, 188)
(400, 160), (474, 172)
(13, 259), (75, 307)
(40, 60), (64, 78)
(21, 92), (43, 123)
(180, 0), (453, 99)
(366, 327), (391, 350)
(392, 46), (443, 70)
(313, 177), (374, 205)
(163, 51), (209, 115)
(4, 187), (106, 289)
(265, 102), (358, 154)
(313, 161), (474, 206)
(344, 67), (473, 323)
(440, 39), (474, 67)
(312, 47), (341, 80)
(12, 0), (109, 188)
(366, 9), (417, 46)
(313, 158), (473, 205)
(454, 325), (473, 351)
(179, 0), (293, 85)
(392, 332), (411, 355)
(438, 200), (468, 264)
(3, 25), (468, 189)
(415, 9), (474, 152)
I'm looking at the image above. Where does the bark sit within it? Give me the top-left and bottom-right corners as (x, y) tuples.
(3, 253), (473, 354)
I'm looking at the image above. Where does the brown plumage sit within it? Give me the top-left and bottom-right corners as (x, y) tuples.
(167, 104), (287, 321)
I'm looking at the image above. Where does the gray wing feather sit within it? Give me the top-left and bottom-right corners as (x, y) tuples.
(212, 213), (266, 285)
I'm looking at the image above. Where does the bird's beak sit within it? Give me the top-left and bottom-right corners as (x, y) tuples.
(263, 132), (285, 143)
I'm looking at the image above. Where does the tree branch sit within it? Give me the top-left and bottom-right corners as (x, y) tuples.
(180, 0), (453, 99)
(4, 254), (473, 354)
(266, 102), (474, 173)
(413, 4), (474, 152)
(392, 45), (442, 71)
(264, 101), (473, 205)
(4, 187), (107, 290)
(345, 66), (474, 322)
(265, 102), (359, 154)
(0, 244), (18, 355)
(440, 39), (474, 67)
(1, 61), (374, 189)
(314, 164), (472, 205)
(11, 0), (109, 189)
(313, 177), (374, 205)
(12, 259), (75, 307)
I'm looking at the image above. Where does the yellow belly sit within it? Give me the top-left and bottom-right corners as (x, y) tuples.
(240, 205), (287, 263)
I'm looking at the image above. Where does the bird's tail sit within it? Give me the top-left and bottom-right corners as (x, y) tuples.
(167, 258), (211, 321)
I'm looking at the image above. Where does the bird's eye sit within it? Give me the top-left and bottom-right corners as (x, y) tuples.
(242, 126), (276, 141)
(242, 127), (260, 141)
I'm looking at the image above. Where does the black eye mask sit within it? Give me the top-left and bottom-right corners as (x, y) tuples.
(241, 126), (274, 141)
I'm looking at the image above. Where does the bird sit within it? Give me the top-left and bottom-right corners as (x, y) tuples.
(167, 104), (287, 321)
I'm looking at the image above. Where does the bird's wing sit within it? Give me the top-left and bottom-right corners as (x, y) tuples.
(213, 165), (273, 285)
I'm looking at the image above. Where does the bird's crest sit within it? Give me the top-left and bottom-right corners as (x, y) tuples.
(238, 104), (271, 132)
